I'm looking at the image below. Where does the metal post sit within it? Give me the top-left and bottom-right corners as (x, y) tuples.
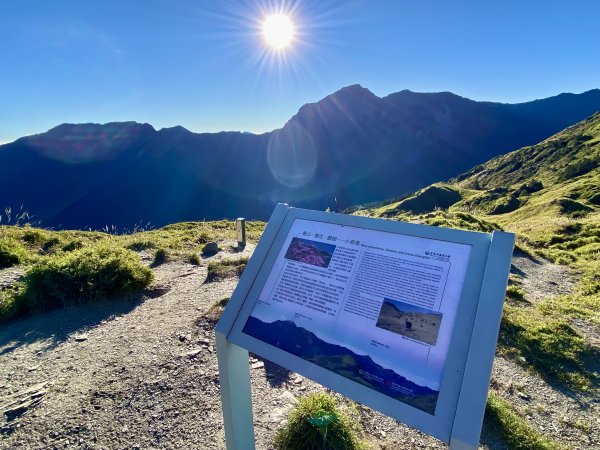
(236, 218), (246, 248)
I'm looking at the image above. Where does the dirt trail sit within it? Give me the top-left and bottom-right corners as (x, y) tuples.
(0, 248), (597, 449)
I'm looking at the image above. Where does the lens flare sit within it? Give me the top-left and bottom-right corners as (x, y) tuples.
(267, 123), (317, 188)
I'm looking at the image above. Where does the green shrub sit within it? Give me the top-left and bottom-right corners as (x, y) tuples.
(489, 195), (521, 215)
(21, 228), (47, 245)
(561, 157), (598, 179)
(0, 287), (22, 321)
(0, 237), (28, 268)
(125, 240), (156, 251)
(13, 245), (153, 317)
(273, 393), (364, 450)
(42, 237), (62, 253)
(554, 198), (593, 217)
(61, 239), (84, 252)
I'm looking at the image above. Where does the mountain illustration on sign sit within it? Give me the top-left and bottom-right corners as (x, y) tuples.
(243, 316), (439, 414)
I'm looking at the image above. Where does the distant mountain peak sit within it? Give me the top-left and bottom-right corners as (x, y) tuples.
(45, 121), (154, 133)
(331, 83), (377, 97)
(157, 125), (192, 134)
(18, 121), (156, 164)
(286, 83), (381, 128)
(383, 89), (469, 104)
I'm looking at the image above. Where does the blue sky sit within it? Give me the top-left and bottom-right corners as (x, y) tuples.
(1, 0), (598, 143)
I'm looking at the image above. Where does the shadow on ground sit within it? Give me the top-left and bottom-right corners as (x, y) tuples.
(0, 293), (147, 356)
(262, 358), (292, 387)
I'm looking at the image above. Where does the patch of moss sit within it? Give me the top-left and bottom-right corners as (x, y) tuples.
(505, 285), (526, 303)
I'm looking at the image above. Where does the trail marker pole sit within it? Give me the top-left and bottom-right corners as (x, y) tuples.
(236, 218), (246, 248)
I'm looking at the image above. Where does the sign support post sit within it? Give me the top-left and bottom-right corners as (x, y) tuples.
(216, 332), (255, 450)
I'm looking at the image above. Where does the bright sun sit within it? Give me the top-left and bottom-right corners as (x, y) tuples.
(262, 14), (295, 50)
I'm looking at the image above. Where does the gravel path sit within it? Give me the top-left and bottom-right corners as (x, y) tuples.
(0, 247), (597, 449)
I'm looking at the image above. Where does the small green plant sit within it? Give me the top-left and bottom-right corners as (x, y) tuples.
(505, 285), (526, 302)
(125, 239), (156, 251)
(273, 393), (364, 450)
(187, 252), (201, 265)
(206, 257), (248, 282)
(485, 392), (564, 450)
(0, 237), (29, 268)
(205, 297), (230, 323)
(3, 245), (154, 321)
(0, 286), (22, 321)
(21, 228), (48, 245)
(61, 239), (84, 252)
(153, 248), (169, 266)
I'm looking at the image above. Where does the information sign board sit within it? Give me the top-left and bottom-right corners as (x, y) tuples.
(216, 204), (514, 450)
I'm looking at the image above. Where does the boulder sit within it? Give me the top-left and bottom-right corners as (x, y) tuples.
(202, 242), (219, 255)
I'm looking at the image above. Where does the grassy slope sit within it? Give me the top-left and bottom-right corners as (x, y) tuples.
(361, 113), (599, 324)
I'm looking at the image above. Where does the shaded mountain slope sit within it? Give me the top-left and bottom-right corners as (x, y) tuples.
(1, 86), (599, 229)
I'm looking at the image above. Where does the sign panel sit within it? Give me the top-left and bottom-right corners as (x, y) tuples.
(242, 219), (471, 415)
(217, 204), (514, 449)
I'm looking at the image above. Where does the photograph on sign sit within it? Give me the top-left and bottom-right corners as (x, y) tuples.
(284, 237), (335, 268)
(242, 218), (472, 414)
(376, 298), (444, 346)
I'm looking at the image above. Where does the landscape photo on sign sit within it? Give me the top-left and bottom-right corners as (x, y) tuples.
(242, 219), (472, 415)
(376, 298), (444, 346)
(284, 237), (336, 268)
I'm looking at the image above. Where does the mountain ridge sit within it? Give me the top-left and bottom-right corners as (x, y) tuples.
(1, 86), (599, 229)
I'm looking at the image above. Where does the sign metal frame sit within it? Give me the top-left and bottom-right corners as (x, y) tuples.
(216, 204), (514, 449)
